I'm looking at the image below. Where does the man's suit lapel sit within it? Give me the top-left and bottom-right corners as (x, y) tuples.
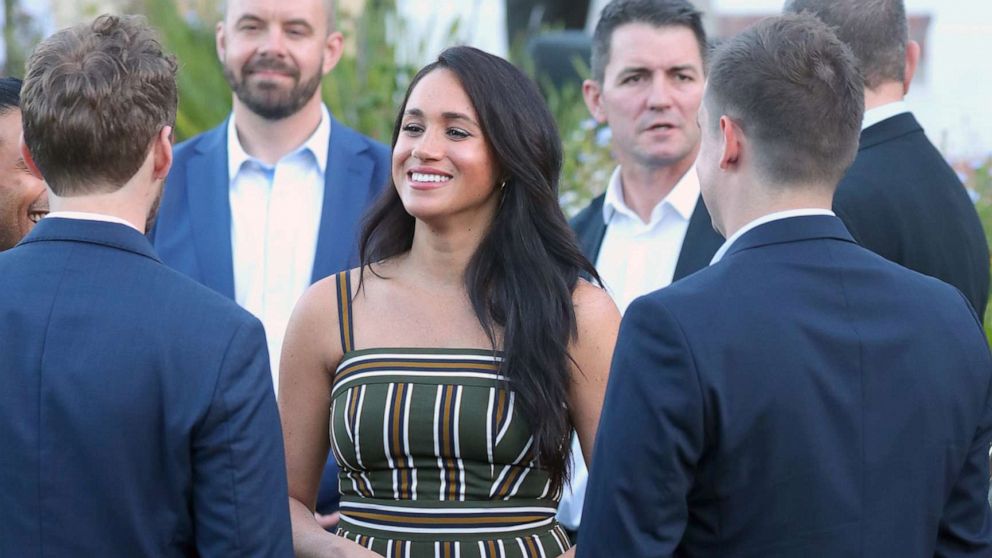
(188, 124), (235, 298)
(673, 196), (723, 280)
(311, 117), (380, 283)
(725, 215), (856, 260)
(573, 194), (608, 264)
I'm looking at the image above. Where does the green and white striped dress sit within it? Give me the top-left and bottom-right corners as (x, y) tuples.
(330, 271), (572, 558)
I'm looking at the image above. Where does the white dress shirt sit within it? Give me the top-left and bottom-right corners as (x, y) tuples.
(710, 208), (837, 265)
(595, 165), (700, 314)
(227, 105), (330, 391)
(862, 100), (910, 131)
(46, 211), (142, 232)
(557, 164), (700, 531)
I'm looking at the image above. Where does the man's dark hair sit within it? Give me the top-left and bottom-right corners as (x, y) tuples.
(0, 77), (22, 115)
(784, 0), (908, 90)
(706, 14), (864, 186)
(21, 15), (177, 196)
(590, 0), (707, 82)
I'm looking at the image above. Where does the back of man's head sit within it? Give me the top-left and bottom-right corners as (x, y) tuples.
(0, 77), (22, 114)
(705, 14), (864, 187)
(591, 0), (707, 83)
(21, 15), (177, 197)
(784, 0), (907, 90)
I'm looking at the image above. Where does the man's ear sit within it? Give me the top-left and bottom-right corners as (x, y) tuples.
(216, 21), (226, 64)
(903, 40), (921, 94)
(321, 31), (345, 75)
(19, 138), (44, 181)
(151, 126), (174, 181)
(718, 115), (741, 171)
(582, 79), (607, 125)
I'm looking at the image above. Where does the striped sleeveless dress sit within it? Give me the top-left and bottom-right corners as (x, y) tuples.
(330, 271), (572, 558)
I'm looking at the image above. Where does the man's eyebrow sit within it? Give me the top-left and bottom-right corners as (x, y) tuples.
(617, 66), (649, 76)
(669, 64), (700, 74)
(283, 19), (314, 31)
(234, 14), (264, 26)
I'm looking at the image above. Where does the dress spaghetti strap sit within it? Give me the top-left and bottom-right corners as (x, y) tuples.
(335, 270), (355, 354)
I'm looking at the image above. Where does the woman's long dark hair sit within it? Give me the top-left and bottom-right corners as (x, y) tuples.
(358, 46), (600, 494)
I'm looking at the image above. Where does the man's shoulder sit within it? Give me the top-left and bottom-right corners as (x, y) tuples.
(329, 117), (389, 160)
(569, 193), (606, 231)
(173, 122), (226, 159)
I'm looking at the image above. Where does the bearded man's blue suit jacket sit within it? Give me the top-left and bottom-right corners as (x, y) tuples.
(579, 215), (992, 557)
(153, 117), (390, 517)
(0, 218), (292, 556)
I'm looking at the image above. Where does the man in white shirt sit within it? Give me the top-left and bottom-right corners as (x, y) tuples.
(784, 0), (989, 319)
(564, 0), (723, 536)
(153, 0), (391, 527)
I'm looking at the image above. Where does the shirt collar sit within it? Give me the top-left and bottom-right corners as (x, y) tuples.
(601, 164), (700, 225)
(710, 208), (835, 265)
(226, 103), (332, 180)
(45, 210), (142, 232)
(862, 100), (910, 131)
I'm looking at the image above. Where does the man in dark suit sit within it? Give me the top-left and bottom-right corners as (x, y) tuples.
(0, 15), (292, 556)
(562, 0), (724, 535)
(580, 14), (992, 557)
(785, 0), (989, 319)
(153, 0), (390, 525)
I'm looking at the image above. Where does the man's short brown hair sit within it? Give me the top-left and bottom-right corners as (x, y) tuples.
(705, 14), (864, 186)
(21, 15), (177, 196)
(784, 0), (908, 90)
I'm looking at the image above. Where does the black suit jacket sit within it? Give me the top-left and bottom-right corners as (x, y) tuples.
(834, 112), (989, 317)
(570, 191), (724, 282)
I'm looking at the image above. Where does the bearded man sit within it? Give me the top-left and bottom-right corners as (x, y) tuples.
(153, 0), (390, 528)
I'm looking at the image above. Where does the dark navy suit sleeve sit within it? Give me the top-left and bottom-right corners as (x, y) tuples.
(578, 294), (705, 558)
(192, 318), (293, 557)
(936, 295), (992, 557)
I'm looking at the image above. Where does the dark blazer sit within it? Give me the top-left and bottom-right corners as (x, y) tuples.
(570, 192), (724, 281)
(580, 215), (992, 557)
(153, 115), (390, 516)
(0, 218), (293, 557)
(834, 112), (989, 318)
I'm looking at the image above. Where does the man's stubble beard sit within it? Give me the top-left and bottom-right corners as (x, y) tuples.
(224, 57), (324, 121)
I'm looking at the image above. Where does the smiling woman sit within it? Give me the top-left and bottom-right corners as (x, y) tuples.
(278, 46), (621, 558)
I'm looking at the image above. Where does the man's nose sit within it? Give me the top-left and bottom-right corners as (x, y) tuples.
(258, 29), (287, 56)
(647, 73), (673, 110)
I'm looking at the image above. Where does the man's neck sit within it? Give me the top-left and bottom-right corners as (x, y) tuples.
(232, 94), (324, 165)
(48, 185), (153, 234)
(864, 81), (906, 111)
(618, 153), (695, 223)
(721, 184), (834, 240)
